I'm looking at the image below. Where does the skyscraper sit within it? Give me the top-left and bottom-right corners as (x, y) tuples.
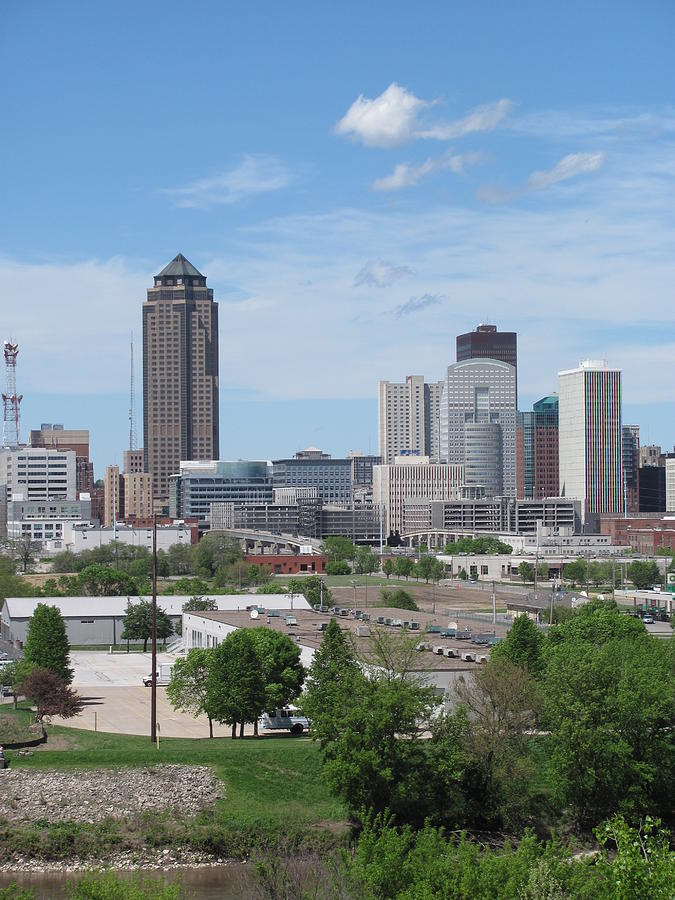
(378, 375), (444, 464)
(558, 360), (622, 525)
(29, 424), (94, 495)
(533, 395), (559, 499)
(622, 424), (640, 513)
(439, 358), (517, 498)
(456, 324), (517, 398)
(143, 254), (219, 505)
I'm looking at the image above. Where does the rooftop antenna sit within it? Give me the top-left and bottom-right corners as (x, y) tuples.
(2, 340), (22, 448)
(129, 332), (136, 451)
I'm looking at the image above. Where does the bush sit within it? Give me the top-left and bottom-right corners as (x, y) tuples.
(325, 560), (351, 575)
(379, 588), (418, 611)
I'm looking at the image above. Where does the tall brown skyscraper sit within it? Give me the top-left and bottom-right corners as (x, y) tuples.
(143, 253), (219, 505)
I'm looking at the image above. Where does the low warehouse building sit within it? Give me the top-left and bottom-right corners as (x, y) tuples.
(1, 593), (309, 648)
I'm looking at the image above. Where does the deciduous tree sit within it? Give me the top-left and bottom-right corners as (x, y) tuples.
(166, 648), (216, 737)
(18, 668), (83, 722)
(121, 600), (174, 652)
(206, 630), (266, 737)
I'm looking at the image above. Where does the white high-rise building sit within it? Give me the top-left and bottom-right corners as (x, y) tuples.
(665, 457), (675, 513)
(558, 360), (622, 524)
(439, 359), (517, 498)
(0, 447), (76, 502)
(378, 376), (444, 464)
(372, 455), (465, 536)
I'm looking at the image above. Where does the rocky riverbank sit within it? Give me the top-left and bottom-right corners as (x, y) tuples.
(0, 764), (221, 824)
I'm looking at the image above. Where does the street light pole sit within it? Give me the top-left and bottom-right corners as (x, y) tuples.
(150, 515), (157, 744)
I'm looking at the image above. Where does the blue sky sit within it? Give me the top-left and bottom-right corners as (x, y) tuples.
(2, 1), (675, 475)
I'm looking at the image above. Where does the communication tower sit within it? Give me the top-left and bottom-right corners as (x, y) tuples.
(2, 341), (22, 448)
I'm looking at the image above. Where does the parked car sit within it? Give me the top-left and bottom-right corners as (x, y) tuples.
(642, 615), (654, 625)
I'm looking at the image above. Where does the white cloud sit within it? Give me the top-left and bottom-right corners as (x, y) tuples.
(354, 260), (413, 288)
(527, 152), (606, 190)
(335, 83), (512, 148)
(392, 293), (443, 317)
(372, 151), (483, 191)
(161, 154), (293, 208)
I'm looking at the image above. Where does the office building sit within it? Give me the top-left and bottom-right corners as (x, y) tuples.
(372, 455), (465, 537)
(122, 472), (153, 520)
(533, 395), (559, 499)
(667, 457), (675, 513)
(516, 411), (535, 499)
(170, 460), (274, 524)
(439, 358), (517, 498)
(6, 497), (92, 553)
(349, 452), (382, 491)
(638, 466), (666, 513)
(29, 424), (94, 495)
(103, 465), (123, 527)
(272, 448), (352, 505)
(622, 425), (640, 514)
(378, 376), (444, 464)
(0, 447), (76, 501)
(558, 360), (622, 525)
(143, 253), (219, 505)
(640, 444), (664, 468)
(456, 324), (517, 397)
(123, 449), (145, 474)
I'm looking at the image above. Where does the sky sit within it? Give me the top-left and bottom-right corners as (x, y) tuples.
(2, 1), (675, 476)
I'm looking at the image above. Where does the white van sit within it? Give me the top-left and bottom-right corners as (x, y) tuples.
(258, 706), (310, 735)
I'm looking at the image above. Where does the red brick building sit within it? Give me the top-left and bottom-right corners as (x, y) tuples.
(599, 514), (675, 553)
(245, 554), (328, 575)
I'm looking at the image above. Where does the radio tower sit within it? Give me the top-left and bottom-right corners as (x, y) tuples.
(2, 341), (22, 448)
(129, 332), (137, 451)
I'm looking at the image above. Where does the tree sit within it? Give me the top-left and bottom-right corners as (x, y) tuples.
(166, 648), (216, 737)
(9, 536), (40, 573)
(182, 595), (217, 613)
(0, 659), (35, 709)
(166, 542), (194, 576)
(77, 564), (138, 596)
(563, 557), (587, 588)
(379, 588), (418, 611)
(287, 575), (331, 608)
(393, 556), (414, 580)
(490, 614), (545, 676)
(323, 536), (356, 562)
(518, 561), (535, 583)
(452, 657), (542, 829)
(354, 546), (378, 575)
(23, 603), (73, 684)
(326, 560), (351, 575)
(249, 627), (305, 729)
(206, 630), (266, 738)
(18, 668), (83, 723)
(192, 532), (242, 577)
(382, 559), (395, 580)
(120, 600), (173, 652)
(627, 560), (661, 590)
(415, 555), (436, 583)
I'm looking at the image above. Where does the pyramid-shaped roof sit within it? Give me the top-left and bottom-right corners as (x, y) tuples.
(156, 253), (204, 279)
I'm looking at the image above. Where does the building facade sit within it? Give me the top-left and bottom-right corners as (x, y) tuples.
(456, 324), (517, 397)
(377, 376), (444, 464)
(439, 358), (517, 498)
(372, 455), (465, 537)
(122, 472), (153, 520)
(169, 460), (273, 524)
(558, 360), (622, 525)
(0, 447), (76, 502)
(622, 424), (640, 514)
(6, 497), (92, 552)
(103, 465), (123, 527)
(28, 424), (94, 495)
(533, 395), (559, 499)
(667, 457), (675, 513)
(143, 253), (219, 505)
(639, 465), (666, 513)
(272, 448), (352, 505)
(123, 449), (145, 474)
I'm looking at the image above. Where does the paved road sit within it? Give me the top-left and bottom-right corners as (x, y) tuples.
(70, 650), (176, 687)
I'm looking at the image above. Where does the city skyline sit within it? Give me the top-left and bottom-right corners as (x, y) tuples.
(2, 3), (674, 474)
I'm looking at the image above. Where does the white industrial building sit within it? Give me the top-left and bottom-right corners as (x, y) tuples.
(69, 523), (194, 553)
(1, 593), (309, 648)
(0, 447), (77, 501)
(558, 360), (622, 525)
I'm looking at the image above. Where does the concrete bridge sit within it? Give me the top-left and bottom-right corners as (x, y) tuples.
(217, 528), (324, 555)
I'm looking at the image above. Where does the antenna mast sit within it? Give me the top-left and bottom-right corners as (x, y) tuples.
(2, 341), (22, 448)
(129, 332), (137, 451)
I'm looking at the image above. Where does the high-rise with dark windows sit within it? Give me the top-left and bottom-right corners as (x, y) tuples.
(143, 254), (219, 506)
(456, 324), (518, 398)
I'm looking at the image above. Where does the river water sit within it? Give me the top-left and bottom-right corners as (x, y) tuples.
(0, 864), (256, 898)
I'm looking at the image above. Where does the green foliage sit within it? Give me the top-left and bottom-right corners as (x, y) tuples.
(322, 536), (356, 561)
(181, 595), (216, 613)
(206, 629), (266, 735)
(287, 575), (331, 608)
(518, 561), (535, 583)
(393, 556), (414, 579)
(594, 815), (675, 900)
(563, 556), (587, 587)
(76, 564), (139, 596)
(192, 532), (242, 577)
(627, 559), (661, 590)
(256, 581), (287, 595)
(382, 558), (394, 579)
(18, 667), (83, 722)
(445, 536), (513, 555)
(379, 588), (418, 611)
(166, 647), (215, 737)
(120, 601), (173, 652)
(165, 542), (194, 576)
(325, 559), (352, 575)
(354, 546), (379, 574)
(491, 614), (545, 676)
(414, 555), (445, 583)
(23, 602), (73, 684)
(249, 627), (305, 711)
(67, 871), (182, 899)
(541, 600), (675, 826)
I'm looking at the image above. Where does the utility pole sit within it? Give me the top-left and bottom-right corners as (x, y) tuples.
(150, 516), (157, 744)
(491, 580), (496, 625)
